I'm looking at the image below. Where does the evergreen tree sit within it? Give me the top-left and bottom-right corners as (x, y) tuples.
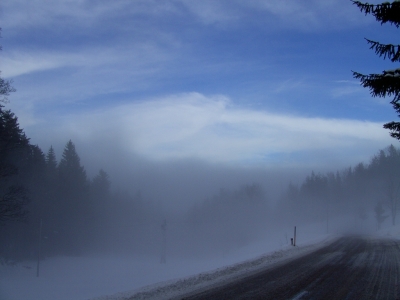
(0, 107), (30, 223)
(86, 169), (111, 249)
(352, 1), (400, 139)
(0, 28), (25, 224)
(91, 169), (111, 197)
(58, 140), (87, 189)
(57, 140), (89, 254)
(45, 146), (57, 176)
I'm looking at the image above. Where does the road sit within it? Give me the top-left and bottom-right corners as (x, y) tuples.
(176, 236), (400, 299)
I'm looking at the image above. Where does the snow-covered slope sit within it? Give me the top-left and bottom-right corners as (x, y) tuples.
(1, 225), (331, 300)
(92, 235), (336, 300)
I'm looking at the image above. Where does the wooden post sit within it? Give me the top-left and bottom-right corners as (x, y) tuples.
(36, 218), (42, 277)
(293, 226), (296, 247)
(160, 219), (167, 264)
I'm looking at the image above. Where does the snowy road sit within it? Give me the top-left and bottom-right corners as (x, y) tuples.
(176, 236), (400, 299)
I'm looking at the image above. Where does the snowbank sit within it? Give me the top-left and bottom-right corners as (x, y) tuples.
(0, 223), (337, 300)
(93, 235), (336, 300)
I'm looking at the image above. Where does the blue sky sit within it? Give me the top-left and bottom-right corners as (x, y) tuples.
(1, 0), (397, 170)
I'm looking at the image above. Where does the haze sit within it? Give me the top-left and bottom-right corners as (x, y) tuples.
(1, 1), (399, 299)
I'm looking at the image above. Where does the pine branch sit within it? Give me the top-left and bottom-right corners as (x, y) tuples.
(352, 70), (400, 101)
(384, 121), (400, 140)
(366, 39), (400, 62)
(391, 101), (400, 116)
(352, 1), (400, 27)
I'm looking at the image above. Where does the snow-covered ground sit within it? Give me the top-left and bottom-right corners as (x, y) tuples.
(92, 235), (336, 300)
(1, 219), (398, 300)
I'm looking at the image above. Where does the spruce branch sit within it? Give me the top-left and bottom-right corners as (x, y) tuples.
(384, 121), (400, 139)
(366, 39), (400, 62)
(352, 1), (400, 27)
(352, 70), (400, 101)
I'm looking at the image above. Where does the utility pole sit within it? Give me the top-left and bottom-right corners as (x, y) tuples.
(160, 219), (167, 264)
(326, 197), (330, 234)
(36, 218), (43, 277)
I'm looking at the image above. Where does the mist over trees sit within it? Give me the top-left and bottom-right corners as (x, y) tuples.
(278, 144), (400, 230)
(184, 184), (269, 255)
(2, 107), (399, 264)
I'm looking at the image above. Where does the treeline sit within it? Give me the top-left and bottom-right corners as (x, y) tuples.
(0, 106), (160, 263)
(183, 184), (269, 255)
(278, 145), (400, 228)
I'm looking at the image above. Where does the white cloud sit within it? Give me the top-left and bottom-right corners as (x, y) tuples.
(23, 93), (392, 166)
(2, 52), (78, 78)
(331, 85), (363, 98)
(243, 0), (370, 30)
(273, 79), (305, 94)
(173, 0), (241, 25)
(2, 40), (170, 78)
(1, 0), (369, 34)
(170, 0), (370, 30)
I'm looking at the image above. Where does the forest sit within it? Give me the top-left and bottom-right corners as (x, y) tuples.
(1, 103), (399, 264)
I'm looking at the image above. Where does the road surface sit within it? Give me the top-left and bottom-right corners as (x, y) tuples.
(176, 236), (400, 299)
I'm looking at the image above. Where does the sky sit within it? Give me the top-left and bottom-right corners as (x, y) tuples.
(0, 0), (398, 172)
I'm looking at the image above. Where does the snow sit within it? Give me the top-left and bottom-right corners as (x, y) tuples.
(2, 219), (398, 300)
(92, 235), (336, 300)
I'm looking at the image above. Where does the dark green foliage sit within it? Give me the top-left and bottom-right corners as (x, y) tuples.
(45, 146), (57, 175)
(58, 140), (88, 192)
(352, 1), (400, 27)
(0, 106), (30, 224)
(366, 39), (400, 62)
(0, 185), (28, 223)
(352, 1), (400, 139)
(352, 71), (400, 101)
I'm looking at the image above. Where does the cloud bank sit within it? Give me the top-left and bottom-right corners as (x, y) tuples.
(24, 92), (392, 168)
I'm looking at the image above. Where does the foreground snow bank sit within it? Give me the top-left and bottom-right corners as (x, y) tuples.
(91, 235), (337, 300)
(0, 223), (334, 300)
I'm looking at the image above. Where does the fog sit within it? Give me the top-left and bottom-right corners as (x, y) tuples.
(2, 135), (399, 299)
(2, 0), (400, 297)
(85, 155), (304, 212)
(0, 98), (400, 300)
